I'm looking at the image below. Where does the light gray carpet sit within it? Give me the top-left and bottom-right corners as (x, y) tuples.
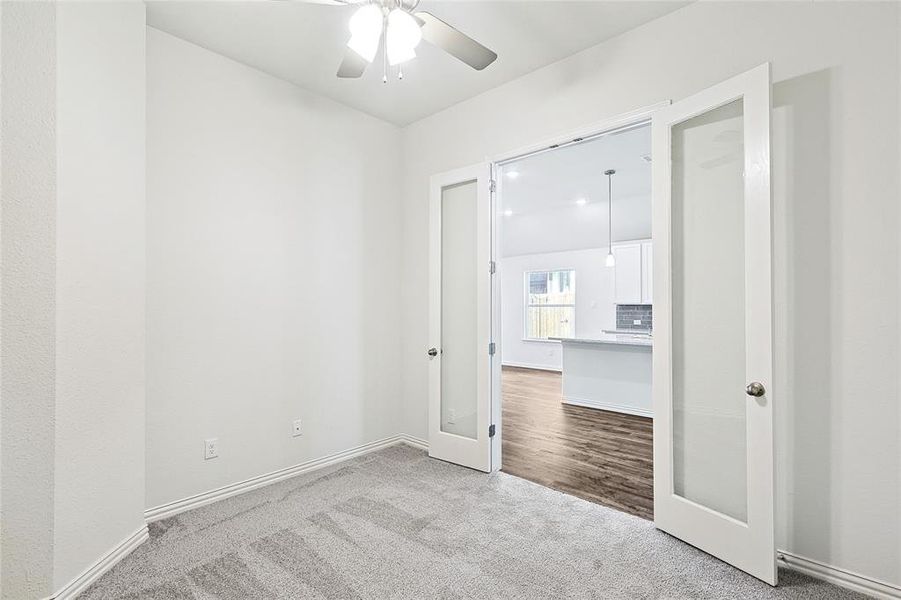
(81, 445), (863, 599)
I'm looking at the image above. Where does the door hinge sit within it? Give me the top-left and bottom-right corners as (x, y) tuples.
(488, 424), (496, 438)
(488, 342), (496, 355)
(489, 179), (496, 193)
(489, 260), (496, 274)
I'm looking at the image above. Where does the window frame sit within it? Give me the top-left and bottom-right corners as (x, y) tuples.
(522, 268), (576, 342)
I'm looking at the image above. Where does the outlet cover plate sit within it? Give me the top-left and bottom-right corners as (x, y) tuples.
(204, 438), (218, 460)
(293, 419), (303, 437)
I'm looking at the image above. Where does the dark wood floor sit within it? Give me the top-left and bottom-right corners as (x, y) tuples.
(501, 366), (654, 520)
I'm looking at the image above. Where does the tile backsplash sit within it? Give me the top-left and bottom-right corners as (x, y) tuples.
(616, 304), (653, 332)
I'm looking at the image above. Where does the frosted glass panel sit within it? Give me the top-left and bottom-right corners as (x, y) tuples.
(671, 99), (748, 522)
(440, 180), (479, 439)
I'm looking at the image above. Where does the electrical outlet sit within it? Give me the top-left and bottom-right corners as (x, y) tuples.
(204, 438), (218, 460)
(448, 409), (456, 424)
(633, 319), (642, 325)
(292, 419), (303, 437)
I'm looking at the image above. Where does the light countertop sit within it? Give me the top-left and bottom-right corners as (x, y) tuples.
(550, 334), (653, 348)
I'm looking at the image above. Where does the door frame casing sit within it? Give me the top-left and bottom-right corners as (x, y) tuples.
(651, 63), (776, 585)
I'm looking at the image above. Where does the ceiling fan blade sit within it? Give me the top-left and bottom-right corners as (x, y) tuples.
(415, 11), (497, 71)
(337, 47), (368, 78)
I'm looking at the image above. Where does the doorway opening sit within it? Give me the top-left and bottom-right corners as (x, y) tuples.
(494, 121), (654, 520)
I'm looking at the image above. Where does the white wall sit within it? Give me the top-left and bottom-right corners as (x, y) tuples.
(1, 2), (146, 597)
(501, 248), (615, 371)
(146, 29), (403, 509)
(1, 3), (56, 597)
(1, 5), (3, 593)
(399, 1), (901, 588)
(53, 2), (147, 590)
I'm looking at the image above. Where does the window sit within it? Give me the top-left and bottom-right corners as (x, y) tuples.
(525, 270), (575, 340)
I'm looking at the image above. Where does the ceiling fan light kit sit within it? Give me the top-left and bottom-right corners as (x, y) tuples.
(336, 0), (498, 80)
(346, 3), (383, 63)
(386, 8), (422, 65)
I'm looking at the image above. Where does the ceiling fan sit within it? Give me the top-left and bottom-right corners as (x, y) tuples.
(308, 0), (498, 80)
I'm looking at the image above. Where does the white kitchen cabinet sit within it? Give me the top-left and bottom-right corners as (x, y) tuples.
(613, 243), (642, 304)
(613, 239), (653, 305)
(641, 241), (653, 304)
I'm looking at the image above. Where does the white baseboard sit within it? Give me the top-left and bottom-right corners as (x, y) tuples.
(50, 525), (148, 600)
(398, 433), (429, 450)
(778, 550), (901, 599)
(145, 434), (428, 523)
(501, 361), (562, 373)
(562, 395), (653, 418)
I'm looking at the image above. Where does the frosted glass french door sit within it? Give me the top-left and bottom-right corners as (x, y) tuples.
(652, 64), (776, 585)
(427, 163), (493, 472)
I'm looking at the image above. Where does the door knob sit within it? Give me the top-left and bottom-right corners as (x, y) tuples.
(745, 382), (766, 397)
(428, 347), (439, 357)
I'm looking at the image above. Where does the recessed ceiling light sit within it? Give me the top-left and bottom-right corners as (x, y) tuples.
(503, 209), (513, 217)
(505, 170), (520, 180)
(576, 198), (587, 206)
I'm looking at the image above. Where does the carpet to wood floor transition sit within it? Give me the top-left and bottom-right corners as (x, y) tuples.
(81, 445), (863, 599)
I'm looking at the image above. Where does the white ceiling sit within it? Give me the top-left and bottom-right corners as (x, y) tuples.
(499, 123), (651, 257)
(146, 1), (688, 126)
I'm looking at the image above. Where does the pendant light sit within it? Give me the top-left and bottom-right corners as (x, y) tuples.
(605, 169), (616, 267)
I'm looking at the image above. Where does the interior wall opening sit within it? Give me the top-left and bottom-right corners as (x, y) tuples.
(495, 121), (654, 519)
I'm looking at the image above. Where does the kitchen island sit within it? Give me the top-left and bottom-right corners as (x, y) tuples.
(550, 333), (652, 418)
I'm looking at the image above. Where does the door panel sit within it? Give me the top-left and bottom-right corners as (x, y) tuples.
(428, 164), (492, 472)
(671, 98), (748, 522)
(652, 64), (775, 584)
(440, 180), (479, 440)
